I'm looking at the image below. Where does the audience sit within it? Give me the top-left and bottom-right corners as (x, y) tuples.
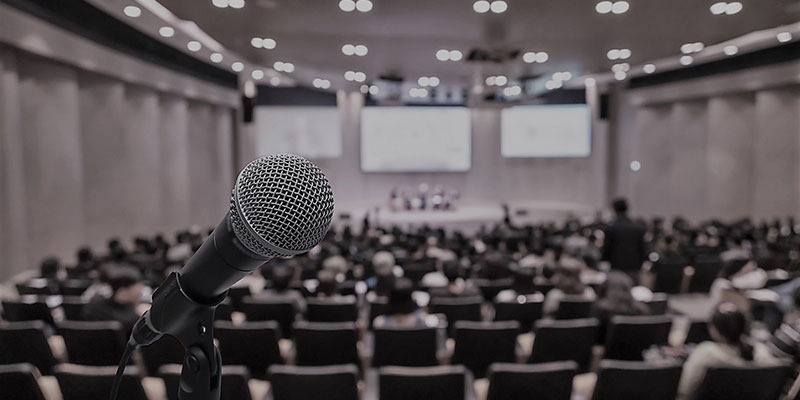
(592, 271), (650, 342)
(429, 261), (481, 298)
(373, 278), (429, 328)
(543, 258), (597, 316)
(258, 263), (305, 312)
(367, 251), (398, 297)
(83, 266), (145, 334)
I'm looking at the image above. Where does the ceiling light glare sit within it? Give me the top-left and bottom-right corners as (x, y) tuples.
(187, 41), (202, 51)
(595, 1), (613, 14)
(449, 50), (463, 61)
(495, 75), (508, 86)
(270, 76), (280, 86)
(680, 55), (694, 65)
(123, 6), (141, 17)
(490, 1), (508, 13)
(611, 63), (630, 73)
(342, 44), (356, 55)
(710, 2), (727, 15)
(723, 45), (738, 56)
(643, 63), (656, 74)
(231, 62), (244, 72)
(355, 0), (373, 12)
(344, 71), (356, 81)
(630, 161), (641, 171)
(360, 84), (369, 94)
(159, 27), (175, 38)
(251, 37), (263, 48)
(251, 70), (264, 80)
(618, 48), (631, 59)
(228, 0), (244, 9)
(209, 53), (223, 63)
(339, 0), (356, 12)
(584, 78), (596, 87)
(354, 45), (368, 56)
(614, 71), (627, 80)
(418, 77), (430, 86)
(725, 2), (742, 15)
(369, 85), (379, 95)
(611, 1), (629, 14)
(777, 32), (793, 43)
(353, 72), (366, 82)
(436, 49), (451, 61)
(535, 52), (549, 63)
(473, 0), (490, 13)
(428, 77), (440, 87)
(282, 62), (295, 73)
(212, 0), (229, 8)
(262, 38), (276, 49)
(485, 76), (496, 86)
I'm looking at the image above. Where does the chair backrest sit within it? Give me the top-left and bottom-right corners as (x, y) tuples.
(227, 286), (253, 310)
(487, 361), (577, 400)
(60, 296), (88, 321)
(294, 321), (360, 366)
(368, 297), (389, 328)
(452, 320), (519, 378)
(55, 364), (148, 400)
(644, 293), (669, 315)
(57, 320), (127, 366)
(379, 365), (469, 400)
(430, 296), (483, 334)
(493, 294), (544, 333)
(240, 296), (297, 338)
(590, 360), (682, 400)
(604, 315), (672, 361)
(684, 319), (711, 344)
(0, 320), (58, 375)
(689, 256), (723, 293)
(554, 296), (593, 320)
(652, 260), (686, 294)
(529, 318), (599, 371)
(213, 320), (283, 378)
(160, 364), (253, 400)
(693, 363), (792, 400)
(140, 334), (185, 376)
(59, 279), (92, 296)
(306, 296), (359, 322)
(16, 278), (58, 296)
(373, 326), (439, 367)
(269, 364), (359, 400)
(2, 297), (55, 326)
(475, 279), (514, 302)
(0, 363), (46, 400)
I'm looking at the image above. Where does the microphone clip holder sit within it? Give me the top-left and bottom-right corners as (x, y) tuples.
(132, 272), (226, 400)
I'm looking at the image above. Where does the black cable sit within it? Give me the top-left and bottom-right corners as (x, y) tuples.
(110, 338), (138, 400)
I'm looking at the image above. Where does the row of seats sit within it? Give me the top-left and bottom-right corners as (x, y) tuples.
(2, 359), (791, 400)
(1, 314), (710, 380)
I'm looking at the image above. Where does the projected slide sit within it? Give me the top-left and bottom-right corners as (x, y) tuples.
(501, 104), (591, 158)
(361, 107), (471, 172)
(254, 106), (342, 158)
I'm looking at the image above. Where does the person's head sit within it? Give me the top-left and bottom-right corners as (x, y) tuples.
(40, 257), (61, 279)
(270, 264), (294, 291)
(107, 266), (144, 305)
(77, 247), (93, 263)
(387, 278), (417, 315)
(710, 302), (753, 360)
(554, 258), (585, 295)
(598, 271), (634, 298)
(443, 260), (462, 283)
(483, 251), (508, 279)
(372, 251), (396, 277)
(322, 255), (348, 276)
(510, 267), (535, 294)
(316, 269), (339, 297)
(612, 198), (629, 216)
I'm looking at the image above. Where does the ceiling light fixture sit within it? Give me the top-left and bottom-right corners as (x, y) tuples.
(596, 1), (628, 14)
(123, 6), (141, 17)
(523, 51), (548, 63)
(643, 64), (656, 74)
(187, 41), (202, 51)
(355, 0), (373, 12)
(436, 49), (462, 62)
(251, 70), (264, 80)
(228, 0), (244, 9)
(210, 53), (223, 63)
(680, 55), (694, 65)
(212, 0), (229, 8)
(723, 45), (739, 56)
(777, 32), (793, 43)
(473, 0), (490, 13)
(584, 78), (596, 87)
(339, 0), (356, 11)
(231, 62), (244, 72)
(159, 26), (175, 38)
(490, 1), (508, 13)
(614, 71), (627, 80)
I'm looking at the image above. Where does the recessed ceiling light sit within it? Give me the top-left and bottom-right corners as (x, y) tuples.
(485, 76), (496, 86)
(428, 77), (440, 87)
(231, 62), (244, 72)
(545, 80), (562, 90)
(210, 53), (223, 63)
(339, 0), (355, 12)
(344, 71), (356, 80)
(611, 63), (630, 73)
(278, 62), (295, 73)
(159, 26), (175, 38)
(251, 37), (263, 48)
(584, 78), (596, 87)
(355, 0), (373, 12)
(342, 44), (355, 55)
(725, 1), (742, 15)
(187, 41), (202, 51)
(228, 0), (245, 9)
(369, 85), (379, 95)
(354, 72), (366, 82)
(360, 84), (370, 94)
(449, 50), (463, 61)
(535, 52), (549, 63)
(354, 45), (368, 56)
(503, 86), (521, 96)
(595, 1), (613, 14)
(710, 2), (727, 14)
(490, 1), (508, 13)
(693, 42), (705, 52)
(495, 75), (508, 86)
(123, 6), (141, 17)
(630, 161), (641, 171)
(680, 55), (694, 65)
(618, 49), (631, 59)
(436, 49), (451, 61)
(607, 49), (620, 60)
(473, 0), (490, 13)
(212, 0), (229, 8)
(611, 1), (629, 14)
(777, 32), (793, 43)
(523, 52), (536, 63)
(251, 70), (264, 80)
(723, 45), (739, 56)
(614, 71), (627, 80)
(262, 38), (276, 49)
(643, 63), (656, 74)
(418, 77), (430, 86)
(270, 77), (280, 86)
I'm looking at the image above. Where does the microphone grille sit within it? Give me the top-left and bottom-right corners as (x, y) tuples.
(230, 154), (334, 258)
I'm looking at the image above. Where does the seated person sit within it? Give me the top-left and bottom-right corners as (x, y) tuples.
(315, 269), (340, 298)
(83, 266), (145, 335)
(591, 271), (650, 342)
(428, 261), (481, 298)
(543, 258), (597, 316)
(257, 263), (305, 312)
(769, 287), (800, 362)
(367, 251), (399, 298)
(374, 278), (429, 328)
(495, 267), (537, 302)
(678, 302), (777, 399)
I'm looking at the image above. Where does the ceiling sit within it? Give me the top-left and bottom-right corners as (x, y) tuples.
(157, 0), (800, 89)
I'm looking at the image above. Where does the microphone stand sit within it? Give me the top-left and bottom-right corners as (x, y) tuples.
(130, 272), (224, 400)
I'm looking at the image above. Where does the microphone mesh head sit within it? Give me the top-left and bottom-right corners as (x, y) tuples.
(230, 154), (334, 258)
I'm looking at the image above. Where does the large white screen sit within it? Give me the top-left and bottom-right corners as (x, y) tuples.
(361, 107), (471, 172)
(254, 106), (342, 158)
(501, 104), (591, 158)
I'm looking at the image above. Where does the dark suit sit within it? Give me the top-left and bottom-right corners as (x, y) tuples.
(602, 216), (647, 274)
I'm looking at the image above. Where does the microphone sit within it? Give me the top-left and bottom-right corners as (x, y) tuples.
(115, 154), (334, 400)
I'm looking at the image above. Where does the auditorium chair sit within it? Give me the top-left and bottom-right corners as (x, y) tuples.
(161, 364), (253, 400)
(140, 333), (185, 376)
(240, 296), (297, 338)
(339, 280), (358, 296)
(688, 255), (723, 293)
(60, 296), (88, 321)
(643, 292), (669, 315)
(226, 285), (252, 311)
(402, 260), (437, 285)
(452, 320), (519, 378)
(493, 294), (544, 332)
(590, 360), (682, 400)
(2, 296), (55, 326)
(529, 318), (599, 371)
(269, 364), (360, 400)
(15, 278), (58, 296)
(57, 320), (128, 366)
(603, 315), (672, 361)
(58, 279), (92, 296)
(474, 278), (514, 302)
(306, 296), (359, 322)
(487, 361), (577, 400)
(294, 321), (360, 366)
(652, 260), (688, 294)
(0, 320), (58, 375)
(55, 364), (148, 400)
(214, 320), (283, 379)
(430, 296), (483, 335)
(693, 363), (792, 400)
(0, 363), (47, 400)
(684, 319), (712, 344)
(367, 297), (389, 328)
(372, 325), (439, 367)
(375, 365), (475, 400)
(554, 296), (593, 320)
(534, 278), (555, 295)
